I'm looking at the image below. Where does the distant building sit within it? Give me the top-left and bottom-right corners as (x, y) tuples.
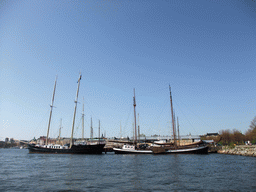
(206, 133), (219, 137)
(3, 137), (19, 148)
(37, 136), (58, 145)
(200, 133), (219, 140)
(38, 136), (46, 145)
(10, 138), (14, 143)
(0, 141), (5, 148)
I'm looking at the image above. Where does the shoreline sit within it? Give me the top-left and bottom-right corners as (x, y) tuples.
(218, 145), (256, 157)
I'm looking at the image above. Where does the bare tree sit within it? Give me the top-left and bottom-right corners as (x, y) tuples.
(232, 129), (244, 144)
(219, 129), (232, 145)
(250, 116), (256, 130)
(245, 116), (256, 143)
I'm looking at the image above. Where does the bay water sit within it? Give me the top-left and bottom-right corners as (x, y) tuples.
(0, 149), (255, 191)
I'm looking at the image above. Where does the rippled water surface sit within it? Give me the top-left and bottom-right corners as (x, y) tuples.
(0, 149), (255, 191)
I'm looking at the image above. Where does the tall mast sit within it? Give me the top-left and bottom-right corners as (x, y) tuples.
(174, 111), (177, 143)
(82, 97), (84, 140)
(98, 120), (100, 144)
(120, 122), (121, 139)
(58, 118), (62, 144)
(132, 122), (134, 142)
(169, 85), (176, 148)
(138, 113), (140, 144)
(177, 117), (180, 146)
(90, 117), (93, 139)
(70, 73), (82, 148)
(133, 88), (137, 146)
(46, 75), (57, 145)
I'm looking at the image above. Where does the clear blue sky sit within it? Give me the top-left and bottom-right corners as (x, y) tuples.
(1, 0), (256, 140)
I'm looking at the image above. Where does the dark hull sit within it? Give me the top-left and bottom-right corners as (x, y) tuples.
(167, 146), (208, 154)
(28, 144), (105, 154)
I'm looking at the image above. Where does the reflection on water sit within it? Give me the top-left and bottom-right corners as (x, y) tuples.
(0, 149), (256, 191)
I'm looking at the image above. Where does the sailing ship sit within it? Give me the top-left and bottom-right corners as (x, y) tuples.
(152, 86), (208, 154)
(28, 74), (105, 154)
(113, 89), (152, 154)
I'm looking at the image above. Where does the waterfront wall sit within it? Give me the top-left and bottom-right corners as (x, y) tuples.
(218, 145), (256, 157)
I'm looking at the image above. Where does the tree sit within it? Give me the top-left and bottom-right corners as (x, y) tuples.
(245, 116), (256, 143)
(250, 116), (256, 130)
(232, 129), (245, 144)
(219, 129), (232, 145)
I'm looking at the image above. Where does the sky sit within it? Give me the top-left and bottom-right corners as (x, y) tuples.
(1, 0), (256, 141)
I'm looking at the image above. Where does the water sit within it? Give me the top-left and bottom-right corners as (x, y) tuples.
(0, 149), (255, 192)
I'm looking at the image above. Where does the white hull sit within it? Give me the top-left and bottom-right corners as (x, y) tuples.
(113, 147), (152, 154)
